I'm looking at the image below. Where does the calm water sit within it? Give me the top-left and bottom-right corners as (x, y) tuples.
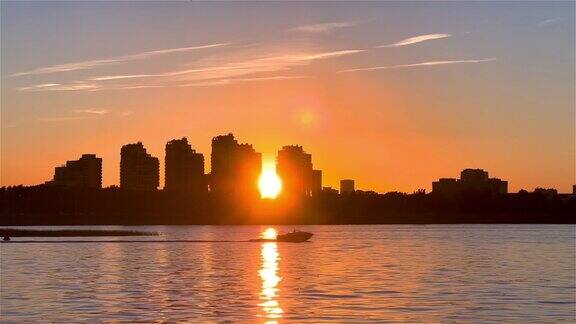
(1, 225), (575, 322)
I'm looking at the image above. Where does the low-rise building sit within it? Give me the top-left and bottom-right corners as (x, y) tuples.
(432, 169), (508, 198)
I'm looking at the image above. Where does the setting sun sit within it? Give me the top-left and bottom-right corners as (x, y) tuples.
(262, 228), (278, 240)
(259, 163), (282, 199)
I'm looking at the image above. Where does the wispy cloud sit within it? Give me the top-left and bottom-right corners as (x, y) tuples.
(177, 75), (310, 88)
(109, 85), (165, 90)
(378, 33), (452, 48)
(166, 49), (364, 81)
(339, 58), (496, 73)
(17, 83), (61, 91)
(11, 43), (228, 77)
(289, 50), (363, 61)
(232, 75), (310, 82)
(37, 116), (97, 122)
(74, 109), (109, 115)
(290, 22), (356, 33)
(88, 74), (156, 81)
(19, 48), (363, 92)
(19, 82), (101, 91)
(538, 17), (563, 27)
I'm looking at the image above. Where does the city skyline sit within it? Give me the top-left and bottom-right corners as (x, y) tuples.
(1, 3), (574, 323)
(1, 1), (574, 192)
(39, 133), (570, 195)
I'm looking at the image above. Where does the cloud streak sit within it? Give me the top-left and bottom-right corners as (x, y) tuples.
(339, 58), (496, 73)
(176, 75), (310, 88)
(11, 43), (228, 77)
(37, 116), (97, 122)
(19, 48), (363, 92)
(538, 17), (563, 27)
(19, 82), (101, 91)
(290, 22), (356, 33)
(74, 109), (109, 115)
(378, 33), (451, 48)
(88, 74), (156, 81)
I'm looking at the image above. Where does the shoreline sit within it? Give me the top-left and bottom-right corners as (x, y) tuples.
(0, 228), (157, 237)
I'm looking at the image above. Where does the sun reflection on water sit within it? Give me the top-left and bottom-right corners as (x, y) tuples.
(258, 235), (283, 322)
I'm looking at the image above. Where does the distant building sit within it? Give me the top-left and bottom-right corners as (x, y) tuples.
(120, 142), (159, 191)
(432, 178), (459, 198)
(165, 137), (205, 193)
(276, 145), (313, 197)
(459, 169), (507, 196)
(534, 188), (558, 200)
(432, 168), (508, 198)
(312, 170), (322, 196)
(340, 179), (355, 194)
(322, 186), (339, 195)
(51, 154), (102, 188)
(210, 133), (261, 198)
(355, 189), (379, 196)
(488, 178), (508, 196)
(460, 169), (489, 182)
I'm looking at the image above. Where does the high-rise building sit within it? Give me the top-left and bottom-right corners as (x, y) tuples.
(120, 142), (159, 191)
(312, 169), (322, 196)
(340, 179), (355, 194)
(165, 137), (205, 193)
(52, 154), (102, 188)
(276, 145), (313, 197)
(236, 143), (262, 198)
(210, 133), (261, 197)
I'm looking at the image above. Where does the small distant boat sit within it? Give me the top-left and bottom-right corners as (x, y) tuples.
(276, 230), (313, 242)
(250, 230), (313, 243)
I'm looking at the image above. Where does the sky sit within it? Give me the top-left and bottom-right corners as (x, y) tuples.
(1, 1), (574, 193)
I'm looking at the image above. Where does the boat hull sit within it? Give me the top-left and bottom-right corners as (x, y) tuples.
(249, 231), (313, 243)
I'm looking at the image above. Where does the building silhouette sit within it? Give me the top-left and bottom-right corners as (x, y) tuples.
(276, 145), (314, 197)
(165, 137), (205, 193)
(432, 168), (507, 198)
(432, 178), (458, 197)
(210, 133), (261, 198)
(534, 187), (558, 200)
(312, 170), (322, 196)
(120, 142), (159, 191)
(340, 179), (355, 194)
(322, 186), (339, 195)
(51, 154), (102, 188)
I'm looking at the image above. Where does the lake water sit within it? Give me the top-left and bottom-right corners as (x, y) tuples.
(1, 225), (575, 322)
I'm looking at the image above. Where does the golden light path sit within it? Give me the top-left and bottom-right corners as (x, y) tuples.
(258, 228), (283, 323)
(258, 162), (282, 199)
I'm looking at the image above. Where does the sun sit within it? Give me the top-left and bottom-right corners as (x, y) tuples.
(259, 162), (282, 199)
(262, 227), (278, 240)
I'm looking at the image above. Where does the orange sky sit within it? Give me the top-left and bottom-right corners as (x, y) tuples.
(1, 2), (574, 193)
